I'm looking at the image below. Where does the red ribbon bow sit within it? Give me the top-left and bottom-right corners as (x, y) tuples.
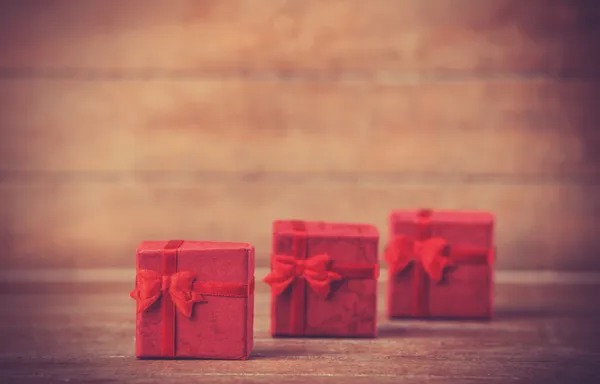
(264, 253), (342, 298)
(130, 269), (206, 318)
(384, 234), (454, 283)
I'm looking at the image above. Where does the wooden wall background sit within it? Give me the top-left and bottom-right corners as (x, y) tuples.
(0, 0), (599, 270)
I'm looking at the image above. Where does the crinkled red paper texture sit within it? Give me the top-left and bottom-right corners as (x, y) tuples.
(271, 221), (379, 337)
(135, 241), (254, 359)
(387, 210), (494, 319)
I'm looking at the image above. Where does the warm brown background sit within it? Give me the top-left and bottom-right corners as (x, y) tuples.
(0, 0), (599, 270)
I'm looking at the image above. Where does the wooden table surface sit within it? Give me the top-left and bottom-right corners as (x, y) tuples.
(0, 280), (599, 383)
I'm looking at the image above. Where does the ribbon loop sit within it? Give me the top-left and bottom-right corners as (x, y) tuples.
(264, 253), (342, 298)
(130, 269), (205, 318)
(384, 235), (453, 283)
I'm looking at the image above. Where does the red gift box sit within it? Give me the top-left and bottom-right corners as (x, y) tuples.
(130, 240), (255, 359)
(264, 220), (379, 337)
(385, 209), (495, 319)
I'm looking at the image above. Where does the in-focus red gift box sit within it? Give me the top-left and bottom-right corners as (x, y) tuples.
(265, 220), (379, 337)
(384, 209), (495, 319)
(130, 240), (255, 359)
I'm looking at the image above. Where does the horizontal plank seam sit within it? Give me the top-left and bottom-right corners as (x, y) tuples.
(1, 268), (599, 285)
(0, 68), (597, 83)
(1, 171), (600, 186)
(167, 373), (401, 378)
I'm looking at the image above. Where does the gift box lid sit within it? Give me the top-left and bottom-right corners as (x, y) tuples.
(135, 240), (254, 284)
(389, 209), (494, 250)
(273, 219), (379, 239)
(137, 240), (253, 253)
(389, 209), (494, 225)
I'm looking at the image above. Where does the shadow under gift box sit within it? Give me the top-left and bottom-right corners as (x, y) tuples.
(266, 220), (379, 338)
(385, 209), (495, 320)
(131, 241), (255, 359)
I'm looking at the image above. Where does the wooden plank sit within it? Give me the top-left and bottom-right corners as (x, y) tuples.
(1, 79), (599, 177)
(0, 180), (598, 270)
(0, 284), (599, 382)
(0, 79), (137, 172)
(0, 0), (598, 75)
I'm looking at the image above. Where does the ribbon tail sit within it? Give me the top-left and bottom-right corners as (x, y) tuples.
(385, 235), (417, 276)
(428, 257), (455, 283)
(264, 270), (296, 296)
(132, 291), (161, 314)
(305, 278), (332, 298)
(390, 259), (414, 277)
(172, 297), (194, 318)
(267, 276), (296, 296)
(420, 238), (453, 283)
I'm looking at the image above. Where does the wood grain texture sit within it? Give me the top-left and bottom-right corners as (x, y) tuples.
(1, 0), (599, 273)
(1, 181), (599, 270)
(0, 282), (598, 383)
(0, 0), (598, 75)
(1, 79), (599, 176)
